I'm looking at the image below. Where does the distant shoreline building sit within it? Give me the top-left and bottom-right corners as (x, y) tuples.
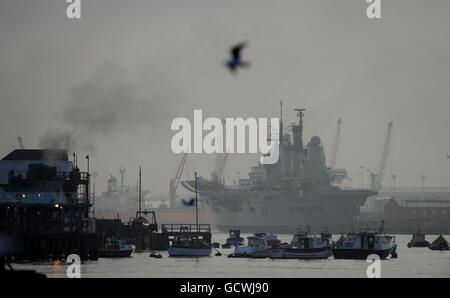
(360, 189), (450, 233)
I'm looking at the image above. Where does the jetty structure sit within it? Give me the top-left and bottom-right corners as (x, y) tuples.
(95, 167), (207, 252)
(0, 149), (97, 261)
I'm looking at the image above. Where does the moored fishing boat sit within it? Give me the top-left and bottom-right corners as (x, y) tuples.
(270, 232), (331, 259)
(407, 229), (430, 248)
(167, 172), (212, 257)
(168, 235), (212, 257)
(228, 235), (271, 258)
(332, 230), (396, 260)
(98, 239), (135, 258)
(222, 229), (244, 248)
(254, 232), (284, 248)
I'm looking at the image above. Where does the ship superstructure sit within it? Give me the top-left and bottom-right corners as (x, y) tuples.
(182, 107), (375, 233)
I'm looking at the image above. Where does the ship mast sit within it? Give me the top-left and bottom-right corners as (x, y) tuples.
(279, 100), (283, 145)
(294, 108), (306, 152)
(119, 166), (126, 188)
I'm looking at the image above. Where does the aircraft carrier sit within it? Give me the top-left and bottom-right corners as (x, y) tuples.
(182, 107), (375, 233)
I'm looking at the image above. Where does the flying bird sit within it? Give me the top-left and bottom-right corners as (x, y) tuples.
(225, 42), (250, 73)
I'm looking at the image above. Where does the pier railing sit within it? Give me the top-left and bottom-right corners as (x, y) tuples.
(161, 223), (211, 234)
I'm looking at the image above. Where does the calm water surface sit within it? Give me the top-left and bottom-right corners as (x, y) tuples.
(11, 234), (450, 278)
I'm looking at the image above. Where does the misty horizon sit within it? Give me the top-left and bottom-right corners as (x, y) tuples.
(1, 0), (450, 197)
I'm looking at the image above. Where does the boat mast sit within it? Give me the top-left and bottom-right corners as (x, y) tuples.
(195, 171), (199, 236)
(139, 166), (142, 216)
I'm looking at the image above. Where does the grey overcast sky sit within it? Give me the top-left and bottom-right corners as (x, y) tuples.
(0, 0), (449, 195)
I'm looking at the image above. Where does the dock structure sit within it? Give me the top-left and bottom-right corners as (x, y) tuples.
(0, 202), (98, 261)
(119, 211), (167, 251)
(96, 212), (168, 251)
(0, 149), (98, 261)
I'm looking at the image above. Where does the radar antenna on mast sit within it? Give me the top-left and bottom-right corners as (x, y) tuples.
(293, 108), (306, 152)
(119, 166), (126, 188)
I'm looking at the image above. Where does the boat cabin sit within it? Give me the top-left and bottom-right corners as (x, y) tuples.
(254, 233), (281, 247)
(247, 236), (268, 247)
(337, 230), (394, 250)
(172, 235), (210, 249)
(411, 232), (426, 243)
(291, 233), (330, 249)
(229, 229), (241, 239)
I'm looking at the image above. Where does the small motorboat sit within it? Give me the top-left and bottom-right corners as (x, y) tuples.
(222, 229), (244, 248)
(254, 232), (288, 248)
(149, 251), (162, 258)
(332, 230), (397, 260)
(228, 235), (271, 258)
(429, 235), (449, 250)
(407, 230), (430, 248)
(168, 235), (212, 257)
(98, 239), (135, 258)
(271, 232), (331, 259)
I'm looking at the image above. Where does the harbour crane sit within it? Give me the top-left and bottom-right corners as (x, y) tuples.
(328, 119), (347, 185)
(211, 118), (229, 184)
(212, 153), (229, 184)
(169, 153), (188, 207)
(375, 121), (393, 191)
(329, 118), (342, 169)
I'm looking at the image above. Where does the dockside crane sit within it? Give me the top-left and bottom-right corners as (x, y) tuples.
(169, 153), (188, 207)
(375, 121), (393, 191)
(328, 119), (347, 184)
(329, 118), (342, 169)
(212, 153), (229, 184)
(211, 118), (229, 184)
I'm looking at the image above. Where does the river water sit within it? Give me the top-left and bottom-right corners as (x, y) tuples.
(10, 234), (450, 278)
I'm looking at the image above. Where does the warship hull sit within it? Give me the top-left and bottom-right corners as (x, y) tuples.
(192, 186), (374, 233)
(182, 107), (375, 233)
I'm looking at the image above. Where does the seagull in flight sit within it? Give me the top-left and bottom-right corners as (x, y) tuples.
(225, 42), (250, 73)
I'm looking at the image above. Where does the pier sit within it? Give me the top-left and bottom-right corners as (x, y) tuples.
(96, 213), (169, 251)
(0, 202), (98, 261)
(0, 149), (98, 261)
